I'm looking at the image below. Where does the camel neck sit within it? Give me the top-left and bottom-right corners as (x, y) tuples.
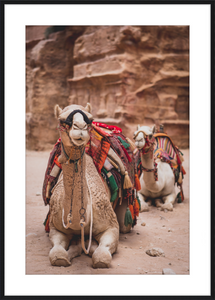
(141, 150), (154, 169)
(62, 142), (85, 162)
(140, 150), (159, 188)
(61, 149), (89, 230)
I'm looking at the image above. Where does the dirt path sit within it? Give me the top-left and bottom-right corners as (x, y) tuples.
(26, 149), (189, 275)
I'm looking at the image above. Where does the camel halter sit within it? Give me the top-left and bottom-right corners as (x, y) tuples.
(134, 130), (158, 181)
(61, 139), (93, 255)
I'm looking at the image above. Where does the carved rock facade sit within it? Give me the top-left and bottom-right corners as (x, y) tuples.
(26, 26), (189, 150)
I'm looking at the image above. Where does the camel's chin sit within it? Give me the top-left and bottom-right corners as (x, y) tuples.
(72, 138), (87, 147)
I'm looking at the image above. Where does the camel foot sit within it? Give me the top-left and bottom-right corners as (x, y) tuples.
(147, 199), (152, 206)
(161, 203), (173, 211)
(155, 198), (163, 208)
(92, 246), (112, 268)
(140, 201), (149, 212)
(49, 245), (71, 267)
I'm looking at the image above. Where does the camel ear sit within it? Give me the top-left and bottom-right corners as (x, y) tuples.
(137, 124), (140, 130)
(54, 104), (62, 119)
(152, 124), (156, 134)
(85, 102), (92, 113)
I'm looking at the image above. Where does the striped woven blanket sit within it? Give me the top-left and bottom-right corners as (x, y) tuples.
(42, 122), (141, 232)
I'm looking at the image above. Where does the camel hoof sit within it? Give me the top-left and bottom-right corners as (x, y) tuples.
(161, 203), (173, 211)
(49, 246), (71, 267)
(147, 200), (152, 206)
(52, 258), (71, 267)
(140, 203), (149, 212)
(92, 247), (111, 268)
(155, 199), (162, 207)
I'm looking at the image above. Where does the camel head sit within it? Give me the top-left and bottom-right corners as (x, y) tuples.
(55, 103), (93, 147)
(133, 124), (156, 151)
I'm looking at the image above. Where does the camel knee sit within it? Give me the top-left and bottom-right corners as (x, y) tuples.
(138, 193), (149, 212)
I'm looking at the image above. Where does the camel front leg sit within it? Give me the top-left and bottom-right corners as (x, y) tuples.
(92, 227), (119, 268)
(49, 227), (72, 267)
(161, 191), (176, 211)
(137, 191), (149, 212)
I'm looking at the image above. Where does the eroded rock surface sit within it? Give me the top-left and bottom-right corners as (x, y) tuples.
(26, 26), (189, 150)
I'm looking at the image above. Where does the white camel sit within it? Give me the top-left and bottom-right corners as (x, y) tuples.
(134, 124), (177, 212)
(47, 103), (132, 268)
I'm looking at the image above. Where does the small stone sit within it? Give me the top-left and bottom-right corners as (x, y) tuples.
(162, 225), (165, 227)
(118, 264), (120, 266)
(146, 247), (165, 257)
(162, 268), (176, 275)
(169, 262), (171, 265)
(125, 246), (127, 248)
(164, 209), (168, 213)
(124, 236), (127, 239)
(136, 232), (140, 235)
(141, 222), (146, 226)
(26, 233), (37, 237)
(36, 192), (41, 196)
(168, 228), (172, 232)
(139, 246), (142, 249)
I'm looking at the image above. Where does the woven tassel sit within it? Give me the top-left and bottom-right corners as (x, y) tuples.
(179, 153), (184, 162)
(110, 190), (118, 202)
(129, 204), (134, 219)
(176, 191), (182, 203)
(178, 172), (182, 185)
(134, 174), (141, 191)
(137, 196), (141, 211)
(124, 207), (133, 226)
(123, 171), (133, 189)
(126, 137), (136, 152)
(133, 198), (139, 217)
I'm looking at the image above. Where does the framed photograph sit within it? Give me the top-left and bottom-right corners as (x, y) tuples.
(4, 2), (212, 297)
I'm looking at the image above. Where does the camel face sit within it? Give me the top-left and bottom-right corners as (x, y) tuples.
(55, 103), (93, 147)
(67, 113), (90, 147)
(134, 125), (155, 150)
(134, 132), (145, 149)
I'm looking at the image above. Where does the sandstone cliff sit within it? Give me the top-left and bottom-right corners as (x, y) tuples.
(26, 26), (189, 150)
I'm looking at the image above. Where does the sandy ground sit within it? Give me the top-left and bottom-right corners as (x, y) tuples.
(26, 149), (189, 275)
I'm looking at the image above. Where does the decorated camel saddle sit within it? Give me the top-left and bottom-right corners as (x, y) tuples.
(42, 103), (145, 268)
(42, 113), (141, 233)
(134, 124), (186, 212)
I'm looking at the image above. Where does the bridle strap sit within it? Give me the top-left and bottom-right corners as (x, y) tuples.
(133, 130), (147, 140)
(64, 109), (92, 127)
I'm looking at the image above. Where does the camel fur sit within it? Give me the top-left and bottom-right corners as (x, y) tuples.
(48, 103), (131, 268)
(134, 124), (177, 212)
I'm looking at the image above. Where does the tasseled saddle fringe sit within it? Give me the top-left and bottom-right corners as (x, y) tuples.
(123, 171), (133, 189)
(134, 174), (141, 191)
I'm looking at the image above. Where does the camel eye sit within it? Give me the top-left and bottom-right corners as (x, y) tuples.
(73, 124), (79, 130)
(148, 134), (152, 139)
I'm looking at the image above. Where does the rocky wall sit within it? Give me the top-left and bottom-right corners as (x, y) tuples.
(26, 26), (189, 150)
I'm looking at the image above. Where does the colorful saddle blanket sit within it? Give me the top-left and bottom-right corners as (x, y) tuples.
(135, 131), (186, 203)
(42, 122), (141, 232)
